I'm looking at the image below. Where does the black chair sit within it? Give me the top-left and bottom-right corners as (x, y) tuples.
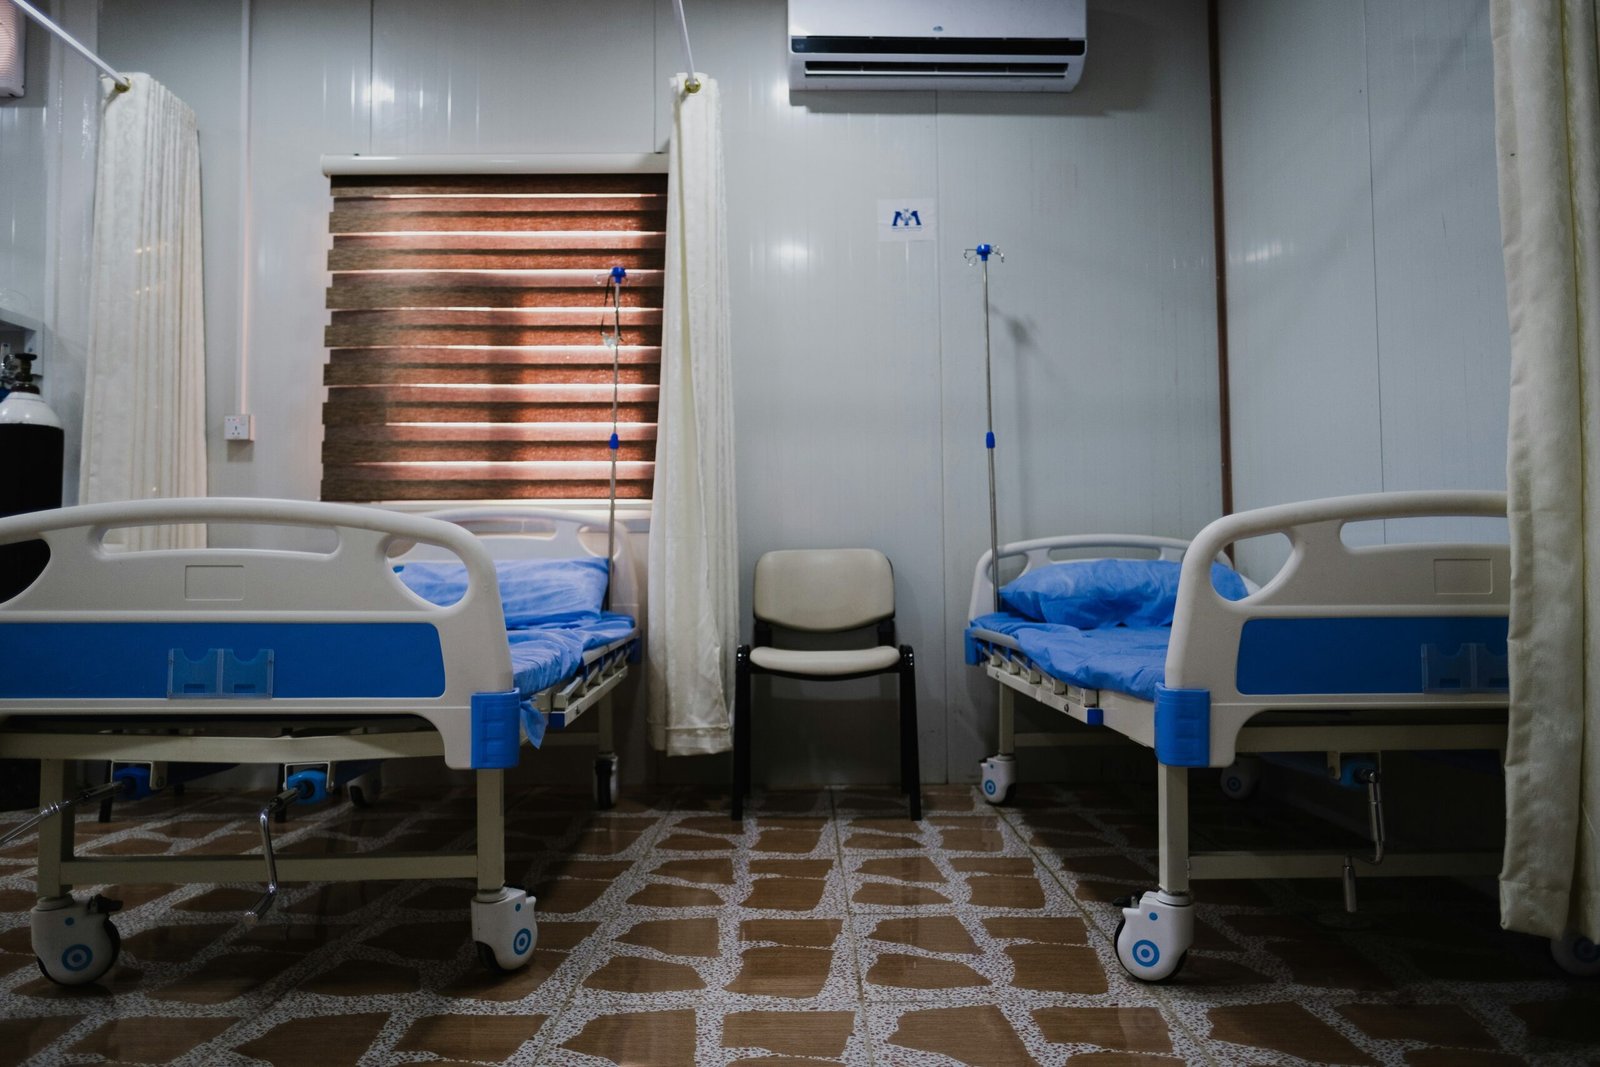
(732, 548), (919, 821)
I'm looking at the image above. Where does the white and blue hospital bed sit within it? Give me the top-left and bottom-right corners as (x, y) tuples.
(0, 498), (639, 984)
(965, 491), (1520, 981)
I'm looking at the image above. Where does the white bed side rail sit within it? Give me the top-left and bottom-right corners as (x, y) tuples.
(968, 534), (1194, 622)
(1166, 490), (1510, 702)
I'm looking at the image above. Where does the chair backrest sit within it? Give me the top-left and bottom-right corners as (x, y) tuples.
(752, 549), (895, 633)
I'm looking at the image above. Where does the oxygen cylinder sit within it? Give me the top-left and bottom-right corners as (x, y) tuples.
(0, 350), (64, 602)
(0, 349), (60, 810)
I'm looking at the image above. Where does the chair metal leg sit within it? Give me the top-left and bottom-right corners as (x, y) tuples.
(899, 646), (921, 821)
(732, 646), (752, 821)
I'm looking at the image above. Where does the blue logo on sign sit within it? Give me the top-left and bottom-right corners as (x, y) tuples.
(892, 210), (922, 229)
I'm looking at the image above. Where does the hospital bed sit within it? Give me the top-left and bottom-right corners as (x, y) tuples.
(0, 498), (638, 985)
(965, 491), (1513, 982)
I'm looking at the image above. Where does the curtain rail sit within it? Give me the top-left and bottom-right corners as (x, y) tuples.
(11, 0), (129, 92)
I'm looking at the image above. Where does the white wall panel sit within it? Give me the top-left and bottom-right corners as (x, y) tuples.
(239, 0), (372, 509)
(0, 16), (52, 323)
(1220, 0), (1386, 581)
(1221, 0), (1509, 579)
(371, 0), (657, 155)
(1363, 0), (1509, 544)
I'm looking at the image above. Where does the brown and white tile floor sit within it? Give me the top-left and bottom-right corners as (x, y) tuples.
(2, 779), (1598, 1065)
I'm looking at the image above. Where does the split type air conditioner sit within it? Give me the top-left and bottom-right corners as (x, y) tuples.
(0, 2), (25, 99)
(788, 0), (1085, 93)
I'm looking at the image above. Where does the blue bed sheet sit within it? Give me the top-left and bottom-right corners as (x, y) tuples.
(967, 611), (1170, 702)
(508, 612), (637, 747)
(395, 559), (636, 747)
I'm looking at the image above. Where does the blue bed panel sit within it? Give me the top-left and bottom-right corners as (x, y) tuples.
(0, 621), (447, 700)
(1235, 616), (1509, 696)
(1154, 685), (1210, 766)
(471, 689), (522, 768)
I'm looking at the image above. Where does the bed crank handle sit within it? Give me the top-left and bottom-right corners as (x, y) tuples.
(0, 780), (129, 848)
(1341, 766), (1386, 913)
(244, 783), (313, 925)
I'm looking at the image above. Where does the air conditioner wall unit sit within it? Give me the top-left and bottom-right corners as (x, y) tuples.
(788, 0), (1085, 93)
(0, 2), (25, 99)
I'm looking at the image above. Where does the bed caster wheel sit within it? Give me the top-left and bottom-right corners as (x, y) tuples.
(1114, 890), (1191, 983)
(593, 755), (619, 811)
(31, 894), (123, 986)
(470, 887), (535, 972)
(1219, 756), (1262, 800)
(1550, 930), (1600, 977)
(979, 755), (1016, 805)
(347, 769), (382, 808)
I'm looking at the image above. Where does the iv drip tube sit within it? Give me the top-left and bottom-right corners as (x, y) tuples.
(601, 266), (626, 608)
(965, 244), (1005, 612)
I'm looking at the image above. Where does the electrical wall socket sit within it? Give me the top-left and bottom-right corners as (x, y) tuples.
(223, 414), (254, 441)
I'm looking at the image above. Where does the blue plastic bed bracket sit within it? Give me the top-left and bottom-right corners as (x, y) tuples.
(985, 431), (995, 449)
(1085, 708), (1104, 727)
(470, 689), (522, 769)
(1153, 686), (1210, 767)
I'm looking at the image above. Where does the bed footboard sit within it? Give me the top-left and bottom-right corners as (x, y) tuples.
(1166, 490), (1509, 767)
(0, 498), (517, 770)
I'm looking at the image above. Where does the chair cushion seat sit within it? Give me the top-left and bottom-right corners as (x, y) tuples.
(748, 645), (901, 677)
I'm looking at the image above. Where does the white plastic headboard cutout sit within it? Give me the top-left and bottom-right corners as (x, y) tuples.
(396, 506), (642, 622)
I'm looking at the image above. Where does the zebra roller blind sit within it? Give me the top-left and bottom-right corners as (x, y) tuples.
(321, 173), (666, 502)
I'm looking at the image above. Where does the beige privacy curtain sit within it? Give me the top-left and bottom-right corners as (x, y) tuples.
(647, 74), (737, 756)
(79, 75), (207, 548)
(1492, 1), (1600, 939)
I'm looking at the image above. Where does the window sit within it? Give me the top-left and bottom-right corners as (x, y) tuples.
(320, 172), (665, 502)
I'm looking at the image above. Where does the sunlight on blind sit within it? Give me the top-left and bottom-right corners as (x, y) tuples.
(321, 173), (666, 502)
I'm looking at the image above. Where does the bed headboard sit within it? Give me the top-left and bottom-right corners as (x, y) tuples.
(968, 534), (1194, 621)
(394, 507), (642, 621)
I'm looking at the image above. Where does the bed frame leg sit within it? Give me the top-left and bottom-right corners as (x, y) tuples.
(997, 682), (1015, 757)
(899, 645), (921, 821)
(35, 759), (72, 901)
(732, 647), (751, 821)
(1157, 763), (1190, 897)
(475, 769), (505, 894)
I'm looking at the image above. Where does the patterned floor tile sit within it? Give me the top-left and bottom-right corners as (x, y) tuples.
(1, 781), (1597, 1066)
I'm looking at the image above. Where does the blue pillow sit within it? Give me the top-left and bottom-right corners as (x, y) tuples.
(999, 558), (1248, 629)
(395, 557), (609, 629)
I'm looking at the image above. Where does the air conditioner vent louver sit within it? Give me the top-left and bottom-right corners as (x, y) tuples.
(804, 62), (1071, 79)
(788, 0), (1086, 93)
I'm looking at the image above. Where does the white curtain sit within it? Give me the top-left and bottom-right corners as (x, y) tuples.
(79, 75), (207, 549)
(1492, 1), (1600, 939)
(647, 74), (737, 757)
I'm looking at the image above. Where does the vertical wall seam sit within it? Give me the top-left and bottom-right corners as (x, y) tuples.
(932, 88), (950, 783)
(1360, 0), (1389, 522)
(1207, 0), (1234, 521)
